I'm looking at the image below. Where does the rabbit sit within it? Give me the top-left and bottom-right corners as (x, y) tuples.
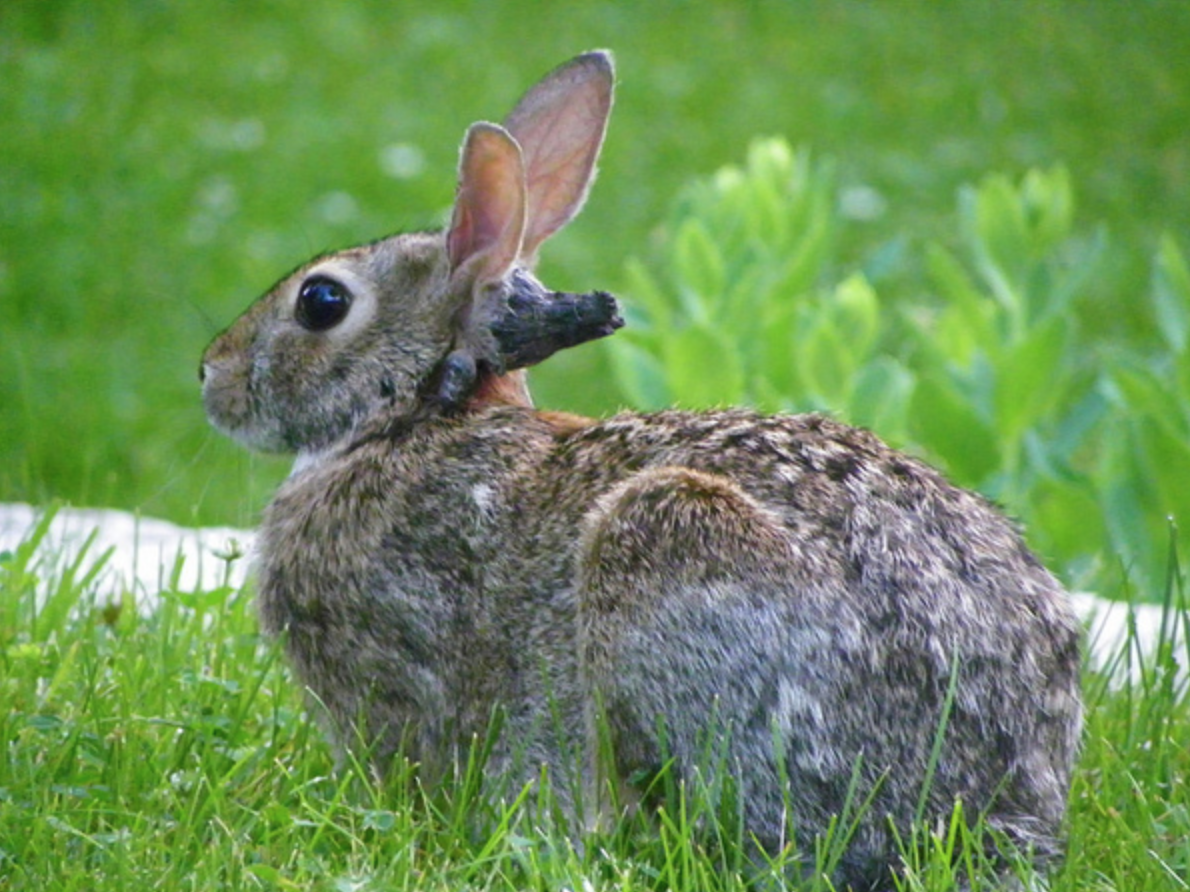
(201, 50), (1082, 889)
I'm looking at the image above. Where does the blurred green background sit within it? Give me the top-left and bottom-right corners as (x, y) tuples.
(2, 0), (1188, 534)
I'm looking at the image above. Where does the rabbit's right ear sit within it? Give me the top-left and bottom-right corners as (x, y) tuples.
(503, 50), (615, 260)
(447, 122), (527, 287)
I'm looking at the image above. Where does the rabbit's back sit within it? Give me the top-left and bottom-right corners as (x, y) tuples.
(518, 408), (1081, 874)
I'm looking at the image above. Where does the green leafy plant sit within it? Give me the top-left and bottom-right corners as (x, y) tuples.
(611, 139), (1190, 590)
(1099, 235), (1190, 582)
(612, 139), (914, 440)
(909, 166), (1109, 579)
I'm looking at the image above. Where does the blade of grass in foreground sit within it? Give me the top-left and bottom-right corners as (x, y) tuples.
(1, 522), (1188, 889)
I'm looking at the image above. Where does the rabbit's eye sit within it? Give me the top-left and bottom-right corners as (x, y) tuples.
(296, 276), (352, 332)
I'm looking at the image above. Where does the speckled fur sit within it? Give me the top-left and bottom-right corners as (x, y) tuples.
(201, 52), (1081, 890)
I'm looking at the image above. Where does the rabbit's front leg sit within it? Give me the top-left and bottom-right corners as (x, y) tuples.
(575, 466), (814, 847)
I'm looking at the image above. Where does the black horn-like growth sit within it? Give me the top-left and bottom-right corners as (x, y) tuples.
(491, 270), (623, 370)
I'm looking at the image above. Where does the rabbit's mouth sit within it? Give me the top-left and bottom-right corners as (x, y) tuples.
(200, 362), (285, 453)
(200, 349), (351, 455)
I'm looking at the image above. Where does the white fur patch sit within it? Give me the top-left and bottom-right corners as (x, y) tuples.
(471, 483), (496, 515)
(290, 449), (330, 477)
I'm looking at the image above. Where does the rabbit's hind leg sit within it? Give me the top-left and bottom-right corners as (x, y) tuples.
(575, 465), (802, 850)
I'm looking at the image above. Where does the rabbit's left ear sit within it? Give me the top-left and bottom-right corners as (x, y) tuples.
(447, 122), (527, 287)
(503, 50), (614, 261)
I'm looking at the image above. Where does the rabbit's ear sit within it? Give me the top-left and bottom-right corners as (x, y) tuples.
(447, 122), (527, 286)
(503, 50), (614, 260)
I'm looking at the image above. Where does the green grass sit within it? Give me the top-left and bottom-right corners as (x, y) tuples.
(4, 5), (1190, 884)
(2, 511), (1189, 890)
(3, 1), (1190, 530)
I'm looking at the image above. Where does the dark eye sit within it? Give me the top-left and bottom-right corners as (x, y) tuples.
(295, 276), (352, 331)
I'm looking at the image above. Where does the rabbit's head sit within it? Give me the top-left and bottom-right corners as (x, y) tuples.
(201, 51), (615, 454)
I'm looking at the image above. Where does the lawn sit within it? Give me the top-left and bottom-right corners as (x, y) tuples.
(3, 2), (1190, 889)
(2, 1), (1189, 534)
(1, 513), (1188, 890)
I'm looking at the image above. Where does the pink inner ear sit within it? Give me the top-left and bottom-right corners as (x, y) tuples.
(503, 51), (614, 258)
(447, 123), (526, 284)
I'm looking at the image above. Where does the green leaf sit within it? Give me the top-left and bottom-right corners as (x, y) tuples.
(1021, 166), (1073, 252)
(608, 339), (671, 411)
(992, 316), (1069, 442)
(1043, 388), (1110, 467)
(672, 218), (725, 321)
(831, 274), (880, 361)
(925, 242), (993, 361)
(663, 324), (745, 407)
(1102, 478), (1157, 580)
(1027, 476), (1106, 569)
(723, 264), (767, 329)
(756, 298), (799, 400)
(1136, 421), (1190, 525)
(1153, 232), (1190, 355)
(705, 169), (750, 257)
(172, 584), (236, 614)
(751, 375), (804, 414)
(622, 257), (672, 332)
(1034, 224), (1107, 324)
(799, 317), (854, 406)
(747, 137), (795, 195)
(768, 208), (832, 304)
(1100, 417), (1190, 582)
(848, 357), (916, 445)
(1111, 361), (1189, 443)
(909, 376), (1000, 485)
(746, 170), (788, 251)
(963, 176), (1027, 325)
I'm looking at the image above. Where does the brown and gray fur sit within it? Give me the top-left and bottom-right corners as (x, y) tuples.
(201, 52), (1082, 889)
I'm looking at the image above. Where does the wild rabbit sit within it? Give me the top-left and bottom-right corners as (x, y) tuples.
(201, 51), (1082, 889)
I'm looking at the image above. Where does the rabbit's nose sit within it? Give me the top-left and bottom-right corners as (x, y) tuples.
(198, 361), (207, 383)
